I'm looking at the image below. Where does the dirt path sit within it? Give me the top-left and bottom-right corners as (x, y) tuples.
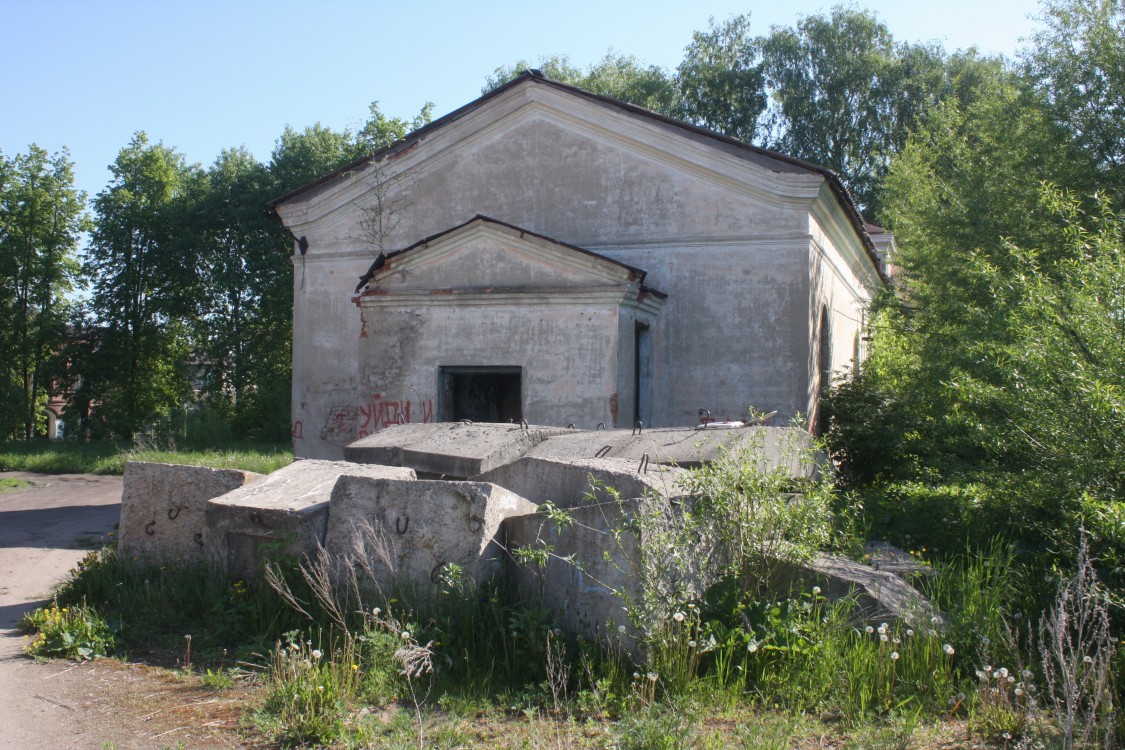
(0, 472), (259, 749)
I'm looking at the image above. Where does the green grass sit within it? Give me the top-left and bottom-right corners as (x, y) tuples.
(0, 476), (31, 493)
(0, 440), (292, 475)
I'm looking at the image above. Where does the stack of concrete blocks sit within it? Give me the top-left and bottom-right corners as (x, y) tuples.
(118, 462), (263, 566)
(116, 423), (938, 644)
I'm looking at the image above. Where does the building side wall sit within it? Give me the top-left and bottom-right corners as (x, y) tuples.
(807, 196), (882, 425)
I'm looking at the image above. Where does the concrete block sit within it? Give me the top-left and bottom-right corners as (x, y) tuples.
(325, 477), (537, 596)
(344, 422), (576, 478)
(473, 455), (689, 508)
(118, 462), (262, 566)
(504, 496), (707, 648)
(205, 460), (416, 578)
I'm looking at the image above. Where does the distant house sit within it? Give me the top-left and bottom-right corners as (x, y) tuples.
(272, 71), (888, 460)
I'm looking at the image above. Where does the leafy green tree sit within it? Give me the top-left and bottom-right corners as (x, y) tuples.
(189, 148), (292, 440)
(759, 6), (948, 217)
(676, 14), (766, 142)
(1024, 0), (1125, 201)
(827, 58), (1094, 484)
(80, 133), (200, 439)
(484, 53), (679, 114)
(269, 123), (357, 195)
(0, 146), (87, 440)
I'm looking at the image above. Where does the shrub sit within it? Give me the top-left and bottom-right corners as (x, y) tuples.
(21, 601), (115, 660)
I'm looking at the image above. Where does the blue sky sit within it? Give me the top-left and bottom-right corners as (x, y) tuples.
(2, 0), (1043, 203)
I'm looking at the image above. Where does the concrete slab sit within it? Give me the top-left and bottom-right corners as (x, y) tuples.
(344, 422), (576, 478)
(325, 477), (536, 597)
(772, 553), (941, 626)
(118, 462), (262, 566)
(528, 425), (823, 477)
(204, 460), (416, 578)
(473, 455), (689, 508)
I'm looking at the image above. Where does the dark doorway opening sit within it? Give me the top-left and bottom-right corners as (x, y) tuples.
(440, 366), (522, 423)
(634, 322), (652, 426)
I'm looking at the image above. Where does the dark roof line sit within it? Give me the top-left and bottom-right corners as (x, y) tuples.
(356, 214), (658, 294)
(277, 70), (882, 278)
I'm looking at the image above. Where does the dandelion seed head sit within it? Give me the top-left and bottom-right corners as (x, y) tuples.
(400, 630), (411, 640)
(688, 640), (697, 649)
(312, 649), (322, 660)
(672, 612), (685, 623)
(812, 586), (821, 595)
(890, 651), (900, 660)
(906, 629), (914, 637)
(865, 626), (874, 634)
(880, 634), (889, 642)
(618, 625), (626, 634)
(943, 644), (955, 655)
(1083, 655), (1093, 664)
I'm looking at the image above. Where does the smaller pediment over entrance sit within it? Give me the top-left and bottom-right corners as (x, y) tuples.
(356, 215), (662, 299)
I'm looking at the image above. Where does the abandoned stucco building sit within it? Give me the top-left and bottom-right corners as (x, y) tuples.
(273, 71), (890, 460)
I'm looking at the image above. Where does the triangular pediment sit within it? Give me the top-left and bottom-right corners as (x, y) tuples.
(360, 216), (653, 294)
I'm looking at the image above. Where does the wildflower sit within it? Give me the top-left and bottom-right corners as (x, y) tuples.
(890, 651), (899, 660)
(672, 612), (685, 623)
(351, 664), (359, 671)
(943, 644), (955, 655)
(312, 649), (322, 660)
(812, 586), (821, 595)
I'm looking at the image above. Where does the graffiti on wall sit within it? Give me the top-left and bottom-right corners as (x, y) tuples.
(357, 393), (433, 438)
(319, 394), (435, 445)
